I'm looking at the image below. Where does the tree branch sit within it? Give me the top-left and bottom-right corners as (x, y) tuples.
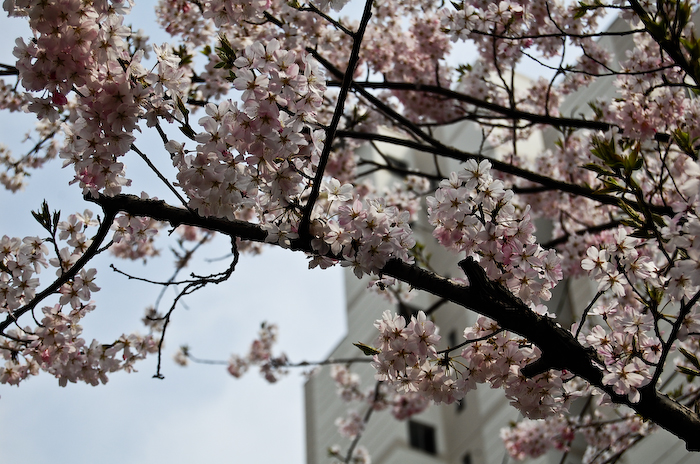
(298, 0), (373, 242)
(83, 193), (700, 450)
(336, 130), (673, 217)
(0, 205), (117, 333)
(329, 80), (612, 131)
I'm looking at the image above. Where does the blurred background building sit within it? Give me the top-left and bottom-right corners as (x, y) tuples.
(304, 14), (700, 464)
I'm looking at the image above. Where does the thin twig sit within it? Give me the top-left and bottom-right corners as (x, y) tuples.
(131, 143), (190, 208)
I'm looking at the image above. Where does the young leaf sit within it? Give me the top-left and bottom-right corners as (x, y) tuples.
(680, 347), (700, 371)
(353, 342), (381, 356)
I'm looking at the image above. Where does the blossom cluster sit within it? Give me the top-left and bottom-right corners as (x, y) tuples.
(0, 234), (47, 312)
(371, 310), (572, 419)
(335, 409), (364, 439)
(428, 159), (563, 306)
(168, 39), (326, 225)
(7, 0), (197, 197)
(501, 412), (652, 463)
(0, 210), (160, 388)
(371, 310), (461, 402)
(577, 228), (676, 402)
(309, 188), (417, 277)
(363, 11), (454, 123)
(328, 363), (426, 464)
(328, 444), (371, 464)
(156, 0), (214, 48)
(330, 363), (430, 422)
(500, 415), (573, 460)
(661, 202), (700, 304)
(18, 304), (159, 387)
(110, 212), (161, 261)
(175, 322), (289, 383)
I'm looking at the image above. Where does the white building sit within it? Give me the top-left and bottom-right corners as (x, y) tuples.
(304, 15), (700, 464)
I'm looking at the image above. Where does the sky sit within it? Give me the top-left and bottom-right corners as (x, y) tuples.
(0, 4), (347, 464)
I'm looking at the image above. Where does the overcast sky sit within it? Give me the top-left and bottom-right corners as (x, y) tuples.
(0, 5), (347, 464)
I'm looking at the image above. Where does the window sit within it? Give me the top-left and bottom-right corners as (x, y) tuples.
(408, 420), (437, 455)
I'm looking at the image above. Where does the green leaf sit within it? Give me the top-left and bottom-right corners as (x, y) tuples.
(622, 144), (643, 175)
(651, 213), (667, 228)
(618, 200), (643, 224)
(177, 97), (190, 125)
(668, 384), (684, 399)
(587, 101), (604, 120)
(680, 347), (700, 370)
(672, 128), (698, 161)
(593, 185), (625, 195)
(214, 33), (237, 70)
(353, 342), (381, 356)
(678, 365), (700, 378)
(632, 156), (644, 171)
(173, 44), (193, 67)
(31, 200), (59, 235)
(593, 178), (625, 195)
(582, 163), (615, 177)
(574, 2), (591, 19)
(629, 229), (654, 239)
(52, 210), (60, 230)
(179, 125), (197, 141)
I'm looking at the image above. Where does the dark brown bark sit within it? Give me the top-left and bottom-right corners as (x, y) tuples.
(86, 193), (700, 451)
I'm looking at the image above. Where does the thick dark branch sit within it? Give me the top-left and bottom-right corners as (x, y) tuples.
(87, 194), (267, 243)
(84, 193), (700, 449)
(298, 0), (373, 241)
(384, 257), (700, 452)
(329, 81), (612, 132)
(0, 63), (19, 76)
(336, 130), (674, 217)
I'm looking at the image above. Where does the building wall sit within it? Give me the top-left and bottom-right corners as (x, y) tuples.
(305, 14), (700, 464)
(304, 95), (558, 464)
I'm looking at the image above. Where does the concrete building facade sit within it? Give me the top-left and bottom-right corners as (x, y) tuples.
(304, 15), (700, 464)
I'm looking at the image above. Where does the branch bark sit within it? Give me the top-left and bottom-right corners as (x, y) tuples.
(336, 130), (674, 217)
(86, 193), (700, 450)
(298, 0), (373, 241)
(329, 80), (612, 131)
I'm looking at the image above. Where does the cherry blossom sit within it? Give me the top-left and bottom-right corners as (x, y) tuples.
(3, 0), (700, 462)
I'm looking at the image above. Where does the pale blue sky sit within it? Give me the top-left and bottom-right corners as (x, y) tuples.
(0, 5), (347, 464)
